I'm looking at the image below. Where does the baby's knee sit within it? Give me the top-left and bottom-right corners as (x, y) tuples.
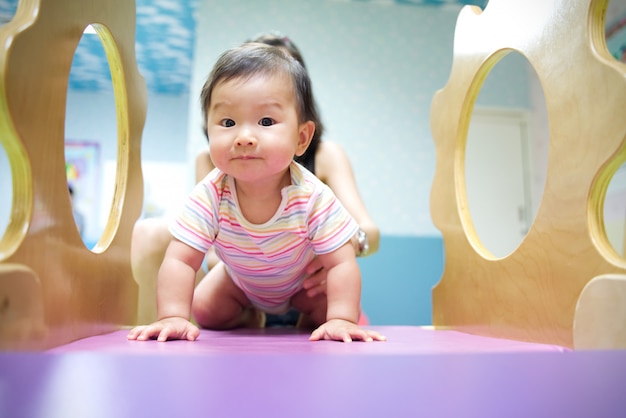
(191, 301), (217, 329)
(191, 297), (220, 329)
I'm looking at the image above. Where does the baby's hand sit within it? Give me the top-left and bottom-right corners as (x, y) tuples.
(309, 318), (387, 343)
(127, 317), (200, 342)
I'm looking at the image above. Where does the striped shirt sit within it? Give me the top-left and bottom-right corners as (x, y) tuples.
(170, 162), (359, 314)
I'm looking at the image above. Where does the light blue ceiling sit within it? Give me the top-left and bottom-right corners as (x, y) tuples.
(0, 0), (489, 96)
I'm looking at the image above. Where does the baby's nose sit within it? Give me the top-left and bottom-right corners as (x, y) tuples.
(235, 130), (257, 147)
(235, 137), (256, 147)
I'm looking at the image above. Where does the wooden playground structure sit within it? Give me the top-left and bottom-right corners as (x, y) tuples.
(0, 0), (624, 351)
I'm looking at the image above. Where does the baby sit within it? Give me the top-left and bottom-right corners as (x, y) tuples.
(128, 44), (385, 343)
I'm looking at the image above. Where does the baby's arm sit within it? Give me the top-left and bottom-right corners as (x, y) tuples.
(127, 239), (205, 342)
(309, 243), (386, 343)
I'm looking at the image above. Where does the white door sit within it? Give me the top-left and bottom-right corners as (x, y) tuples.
(464, 108), (532, 258)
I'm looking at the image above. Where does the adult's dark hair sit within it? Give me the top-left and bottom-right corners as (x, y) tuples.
(246, 32), (323, 172)
(248, 31), (307, 69)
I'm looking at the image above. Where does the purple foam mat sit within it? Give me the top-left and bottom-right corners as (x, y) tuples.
(48, 326), (568, 354)
(2, 326), (625, 418)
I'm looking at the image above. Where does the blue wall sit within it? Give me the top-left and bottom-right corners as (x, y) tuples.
(359, 235), (443, 325)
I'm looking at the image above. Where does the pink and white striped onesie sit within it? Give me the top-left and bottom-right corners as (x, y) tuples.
(169, 162), (359, 314)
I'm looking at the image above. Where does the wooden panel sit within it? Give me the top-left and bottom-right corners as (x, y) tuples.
(430, 0), (626, 348)
(0, 0), (146, 349)
(0, 263), (45, 350)
(574, 274), (626, 349)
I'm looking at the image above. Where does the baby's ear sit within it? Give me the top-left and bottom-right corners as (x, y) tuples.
(295, 121), (315, 156)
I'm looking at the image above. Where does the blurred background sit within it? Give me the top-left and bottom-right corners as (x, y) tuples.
(1, 0), (625, 325)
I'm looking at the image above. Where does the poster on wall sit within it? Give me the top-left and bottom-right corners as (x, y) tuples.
(65, 140), (100, 246)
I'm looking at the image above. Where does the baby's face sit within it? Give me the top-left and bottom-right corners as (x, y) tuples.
(206, 73), (312, 184)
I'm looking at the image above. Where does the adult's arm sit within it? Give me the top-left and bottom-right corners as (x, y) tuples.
(315, 141), (380, 255)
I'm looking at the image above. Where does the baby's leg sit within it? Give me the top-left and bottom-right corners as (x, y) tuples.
(290, 288), (327, 329)
(191, 263), (264, 329)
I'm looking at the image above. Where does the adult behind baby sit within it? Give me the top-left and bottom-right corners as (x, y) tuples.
(127, 44), (386, 343)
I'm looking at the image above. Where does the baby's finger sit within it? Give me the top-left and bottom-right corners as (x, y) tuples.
(157, 325), (175, 342)
(126, 326), (146, 340)
(309, 328), (322, 341)
(346, 328), (372, 342)
(136, 325), (161, 341)
(367, 330), (387, 342)
(186, 325), (200, 341)
(309, 325), (328, 341)
(348, 328), (386, 342)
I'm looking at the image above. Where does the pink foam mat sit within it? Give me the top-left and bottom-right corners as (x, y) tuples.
(48, 325), (569, 354)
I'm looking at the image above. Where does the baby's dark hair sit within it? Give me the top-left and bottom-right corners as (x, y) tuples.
(200, 44), (321, 152)
(201, 34), (323, 172)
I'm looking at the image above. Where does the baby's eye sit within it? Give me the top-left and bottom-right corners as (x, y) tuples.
(220, 119), (235, 127)
(259, 117), (275, 127)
